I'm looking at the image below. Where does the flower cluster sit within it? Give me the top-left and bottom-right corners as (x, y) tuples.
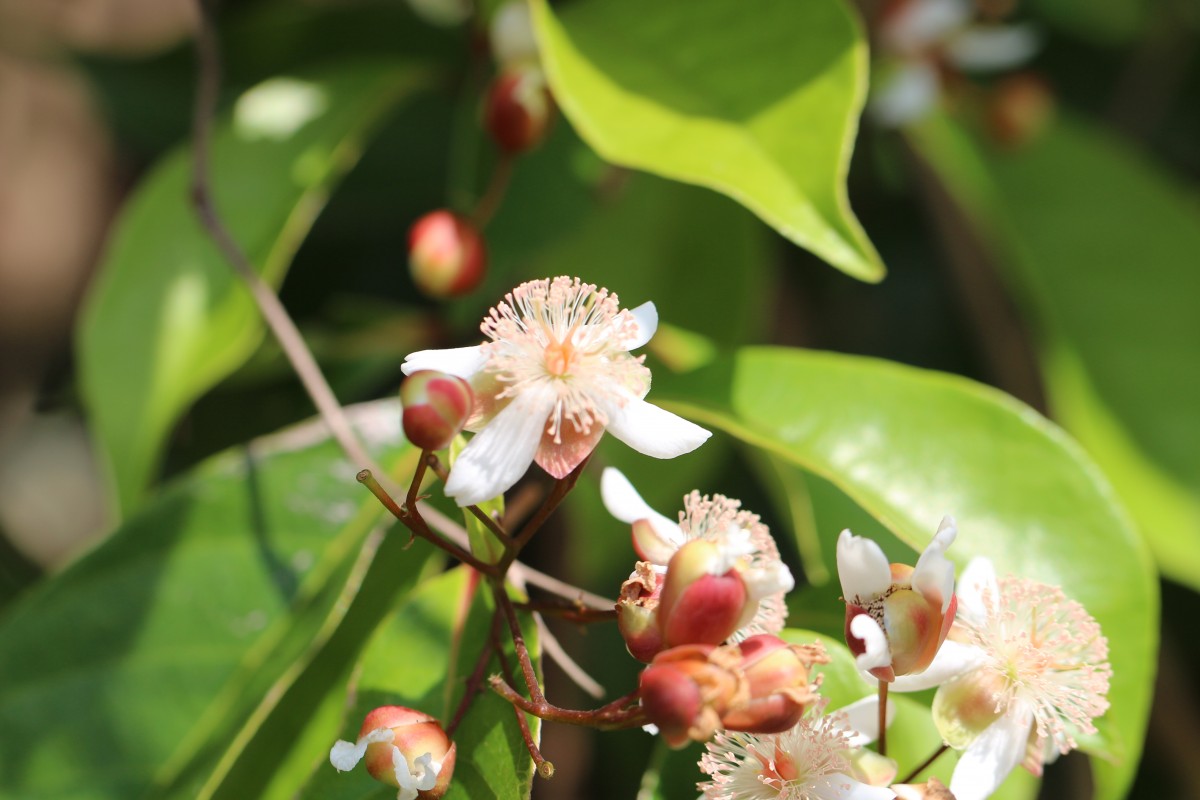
(332, 275), (1113, 800)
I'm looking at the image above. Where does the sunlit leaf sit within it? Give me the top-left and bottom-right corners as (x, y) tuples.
(529, 0), (883, 281)
(907, 113), (1200, 593)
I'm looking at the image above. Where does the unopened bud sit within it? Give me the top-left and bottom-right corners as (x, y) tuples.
(658, 540), (747, 649)
(484, 66), (554, 154)
(718, 635), (826, 733)
(986, 72), (1054, 148)
(401, 371), (474, 451)
(638, 644), (746, 749)
(616, 562), (665, 662)
(330, 705), (456, 799)
(408, 210), (487, 298)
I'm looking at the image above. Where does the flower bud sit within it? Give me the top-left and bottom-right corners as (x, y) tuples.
(616, 561), (665, 662)
(638, 644), (746, 749)
(484, 66), (554, 154)
(657, 539), (748, 649)
(408, 210), (486, 298)
(718, 635), (826, 733)
(330, 706), (456, 799)
(400, 371), (474, 451)
(986, 72), (1054, 148)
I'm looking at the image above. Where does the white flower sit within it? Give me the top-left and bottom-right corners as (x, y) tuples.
(698, 697), (896, 800)
(870, 0), (1039, 126)
(403, 277), (710, 506)
(602, 467), (793, 641)
(330, 728), (441, 800)
(837, 518), (957, 680)
(921, 558), (1111, 800)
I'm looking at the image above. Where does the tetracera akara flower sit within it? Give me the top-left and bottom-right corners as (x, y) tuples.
(601, 467), (793, 659)
(402, 277), (711, 506)
(837, 517), (957, 682)
(923, 557), (1111, 800)
(697, 696), (896, 800)
(329, 706), (456, 800)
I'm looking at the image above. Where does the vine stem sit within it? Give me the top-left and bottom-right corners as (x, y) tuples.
(898, 743), (950, 784)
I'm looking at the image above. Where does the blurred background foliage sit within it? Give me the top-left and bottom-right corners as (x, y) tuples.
(0, 0), (1195, 798)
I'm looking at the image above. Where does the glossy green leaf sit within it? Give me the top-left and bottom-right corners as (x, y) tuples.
(654, 346), (1157, 799)
(297, 567), (541, 800)
(0, 402), (419, 799)
(529, 0), (884, 281)
(78, 60), (426, 515)
(907, 113), (1200, 591)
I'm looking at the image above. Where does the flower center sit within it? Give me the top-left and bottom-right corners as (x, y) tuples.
(544, 337), (575, 377)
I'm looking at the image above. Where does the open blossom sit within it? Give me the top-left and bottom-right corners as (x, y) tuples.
(918, 558), (1111, 800)
(698, 696), (896, 800)
(838, 518), (958, 682)
(402, 277), (710, 506)
(602, 468), (793, 658)
(870, 0), (1040, 127)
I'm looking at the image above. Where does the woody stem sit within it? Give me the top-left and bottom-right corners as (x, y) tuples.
(899, 743), (950, 784)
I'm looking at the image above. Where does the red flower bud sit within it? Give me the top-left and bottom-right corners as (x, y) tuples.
(400, 371), (474, 451)
(408, 210), (486, 298)
(718, 635), (827, 734)
(484, 66), (554, 154)
(638, 644), (746, 749)
(330, 706), (456, 799)
(658, 540), (747, 649)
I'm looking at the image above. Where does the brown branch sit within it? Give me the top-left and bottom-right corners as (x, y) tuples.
(488, 677), (646, 731)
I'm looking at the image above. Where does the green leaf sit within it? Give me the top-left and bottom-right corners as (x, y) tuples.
(77, 60), (427, 515)
(529, 0), (883, 281)
(0, 402), (418, 799)
(297, 567), (541, 800)
(654, 347), (1157, 799)
(907, 113), (1200, 591)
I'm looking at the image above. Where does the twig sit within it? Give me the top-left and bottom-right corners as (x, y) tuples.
(899, 743), (950, 784)
(426, 454), (512, 545)
(877, 680), (889, 757)
(490, 614), (554, 779)
(190, 0), (389, 483)
(488, 677), (646, 730)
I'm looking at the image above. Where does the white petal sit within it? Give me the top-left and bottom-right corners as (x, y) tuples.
(870, 60), (940, 128)
(849, 614), (891, 672)
(624, 301), (658, 350)
(600, 467), (684, 562)
(836, 694), (896, 747)
(949, 711), (1034, 800)
(946, 24), (1040, 72)
(329, 727), (393, 771)
(392, 746), (419, 800)
(444, 386), (553, 506)
(912, 515), (957, 613)
(836, 530), (892, 603)
(741, 561), (795, 603)
(957, 556), (998, 624)
(605, 397), (710, 459)
(402, 345), (487, 379)
(815, 773), (896, 800)
(883, 0), (971, 53)
(412, 752), (440, 791)
(887, 640), (987, 692)
(489, 0), (538, 66)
